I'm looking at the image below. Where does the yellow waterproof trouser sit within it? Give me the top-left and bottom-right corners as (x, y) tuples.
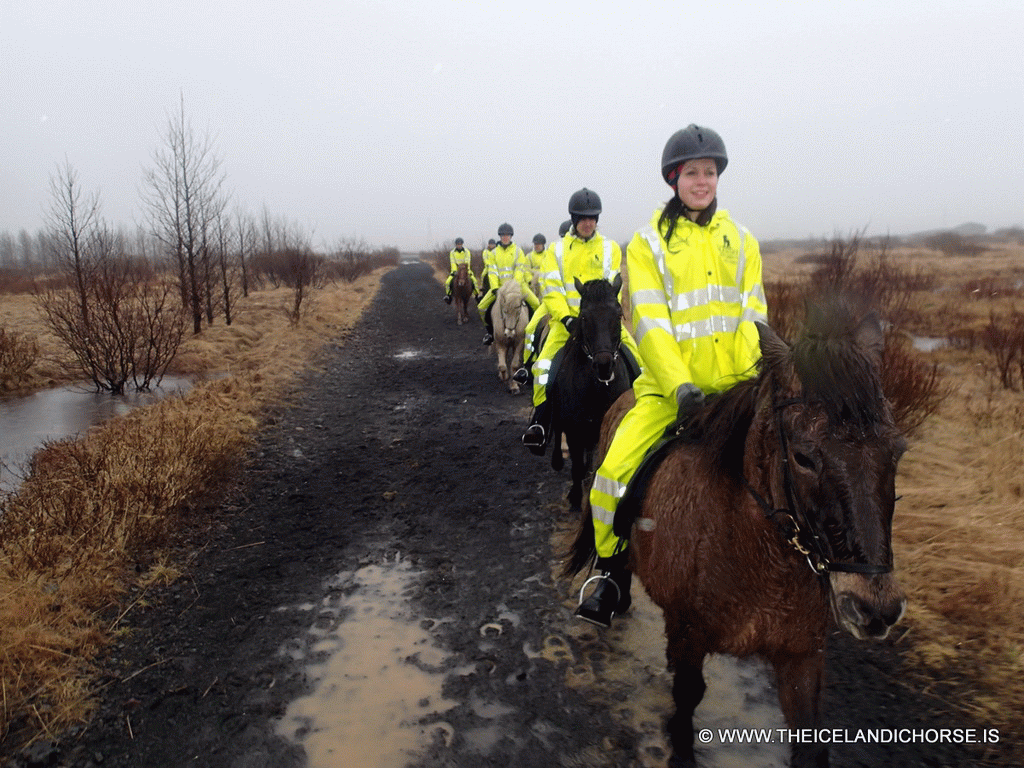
(589, 393), (676, 559)
(523, 306), (549, 362)
(478, 288), (496, 320)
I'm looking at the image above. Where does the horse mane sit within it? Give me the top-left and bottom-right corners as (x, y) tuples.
(791, 300), (888, 431)
(689, 298), (887, 482)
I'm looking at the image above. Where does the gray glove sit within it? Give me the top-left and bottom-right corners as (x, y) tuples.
(675, 382), (705, 423)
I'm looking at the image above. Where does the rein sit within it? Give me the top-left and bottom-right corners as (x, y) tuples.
(744, 379), (893, 577)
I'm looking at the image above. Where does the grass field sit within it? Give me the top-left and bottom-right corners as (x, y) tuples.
(2, 243), (1023, 760)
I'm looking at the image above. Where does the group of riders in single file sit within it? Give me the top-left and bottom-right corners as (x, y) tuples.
(440, 125), (908, 768)
(442, 123), (768, 630)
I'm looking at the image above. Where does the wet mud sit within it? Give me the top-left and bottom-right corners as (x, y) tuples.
(25, 262), (998, 768)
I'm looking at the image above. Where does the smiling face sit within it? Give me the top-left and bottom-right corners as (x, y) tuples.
(675, 157), (718, 212)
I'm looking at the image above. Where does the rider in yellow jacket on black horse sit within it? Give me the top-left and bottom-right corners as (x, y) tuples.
(576, 125), (769, 628)
(516, 188), (641, 455)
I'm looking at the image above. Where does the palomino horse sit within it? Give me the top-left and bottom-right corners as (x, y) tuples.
(549, 275), (637, 513)
(452, 263), (473, 325)
(568, 299), (907, 768)
(490, 278), (529, 394)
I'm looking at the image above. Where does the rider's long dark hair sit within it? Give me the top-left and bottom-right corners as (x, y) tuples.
(657, 195), (718, 247)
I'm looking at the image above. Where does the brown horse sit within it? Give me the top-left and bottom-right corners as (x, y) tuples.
(452, 263), (473, 325)
(567, 300), (907, 767)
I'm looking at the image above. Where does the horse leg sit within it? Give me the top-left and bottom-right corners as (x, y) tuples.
(566, 433), (586, 513)
(664, 617), (707, 768)
(771, 651), (828, 768)
(509, 336), (524, 394)
(495, 340), (509, 381)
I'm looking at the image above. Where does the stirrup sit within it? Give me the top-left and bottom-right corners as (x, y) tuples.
(576, 573), (621, 608)
(511, 367), (530, 384)
(443, 295), (452, 304)
(522, 424), (546, 455)
(574, 573), (622, 628)
(482, 333), (493, 346)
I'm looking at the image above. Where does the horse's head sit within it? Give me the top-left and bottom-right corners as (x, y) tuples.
(497, 279), (526, 340)
(573, 274), (623, 384)
(756, 300), (907, 640)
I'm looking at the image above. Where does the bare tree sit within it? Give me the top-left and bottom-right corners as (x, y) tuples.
(37, 164), (186, 394)
(44, 160), (101, 322)
(142, 94), (227, 334)
(233, 207), (256, 298)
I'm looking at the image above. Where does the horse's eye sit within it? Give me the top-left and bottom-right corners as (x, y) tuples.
(793, 452), (817, 472)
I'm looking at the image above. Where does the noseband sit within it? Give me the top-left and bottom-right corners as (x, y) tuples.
(745, 379), (893, 577)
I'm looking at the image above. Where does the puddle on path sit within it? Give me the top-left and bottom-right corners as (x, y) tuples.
(276, 557), (457, 767)
(275, 543), (789, 768)
(556, 525), (789, 768)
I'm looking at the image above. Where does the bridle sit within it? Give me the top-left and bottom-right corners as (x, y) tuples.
(744, 377), (894, 578)
(575, 305), (622, 385)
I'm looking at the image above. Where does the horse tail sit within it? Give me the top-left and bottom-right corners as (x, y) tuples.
(563, 501), (596, 577)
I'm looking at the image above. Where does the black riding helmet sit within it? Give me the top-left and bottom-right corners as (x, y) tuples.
(661, 124), (728, 185)
(454, 237), (464, 246)
(568, 188), (602, 219)
(533, 233), (546, 246)
(558, 220), (572, 237)
(497, 223), (514, 237)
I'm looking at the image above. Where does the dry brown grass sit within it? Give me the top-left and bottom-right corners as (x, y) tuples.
(0, 267), (391, 751)
(2, 250), (1024, 758)
(767, 242), (1024, 753)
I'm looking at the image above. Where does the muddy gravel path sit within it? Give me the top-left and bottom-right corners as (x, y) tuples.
(31, 262), (997, 768)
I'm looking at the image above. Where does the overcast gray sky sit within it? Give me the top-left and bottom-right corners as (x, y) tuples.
(3, 0), (1022, 252)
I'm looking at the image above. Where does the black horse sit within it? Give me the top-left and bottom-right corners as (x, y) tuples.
(549, 275), (639, 512)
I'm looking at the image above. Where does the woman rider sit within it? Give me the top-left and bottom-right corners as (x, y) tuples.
(576, 125), (769, 628)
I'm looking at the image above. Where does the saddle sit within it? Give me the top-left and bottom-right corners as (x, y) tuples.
(612, 405), (706, 540)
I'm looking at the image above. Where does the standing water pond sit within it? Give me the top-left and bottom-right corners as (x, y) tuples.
(0, 376), (196, 491)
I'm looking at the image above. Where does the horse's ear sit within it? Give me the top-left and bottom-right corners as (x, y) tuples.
(574, 276), (585, 293)
(611, 273), (622, 294)
(855, 311), (885, 366)
(757, 321), (795, 382)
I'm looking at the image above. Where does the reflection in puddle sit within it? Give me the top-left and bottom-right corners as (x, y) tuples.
(277, 558), (457, 767)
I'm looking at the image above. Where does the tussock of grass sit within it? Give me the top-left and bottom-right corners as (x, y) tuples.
(0, 268), (389, 752)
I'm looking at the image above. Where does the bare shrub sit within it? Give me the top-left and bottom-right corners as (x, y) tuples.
(35, 257), (186, 394)
(0, 326), (38, 391)
(773, 233), (949, 436)
(978, 309), (1024, 390)
(925, 231), (988, 257)
(285, 247), (323, 324)
(881, 333), (953, 436)
(764, 280), (802, 343)
(330, 237), (372, 283)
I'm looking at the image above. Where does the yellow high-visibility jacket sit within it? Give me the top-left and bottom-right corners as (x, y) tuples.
(538, 232), (623, 322)
(629, 207), (767, 402)
(448, 247), (473, 271)
(484, 243), (527, 289)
